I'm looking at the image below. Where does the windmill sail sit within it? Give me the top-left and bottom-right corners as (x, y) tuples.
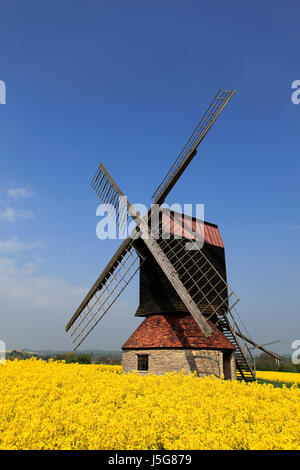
(97, 164), (214, 335)
(67, 164), (214, 340)
(66, 238), (145, 349)
(152, 89), (235, 205)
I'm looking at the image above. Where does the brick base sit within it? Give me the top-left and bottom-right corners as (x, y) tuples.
(122, 348), (236, 379)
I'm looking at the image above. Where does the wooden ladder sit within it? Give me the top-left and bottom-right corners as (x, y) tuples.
(217, 315), (256, 382)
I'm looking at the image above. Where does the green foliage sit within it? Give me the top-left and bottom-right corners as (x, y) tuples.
(257, 379), (300, 389)
(94, 356), (121, 365)
(254, 352), (300, 373)
(5, 349), (122, 365)
(53, 352), (92, 364)
(6, 351), (40, 361)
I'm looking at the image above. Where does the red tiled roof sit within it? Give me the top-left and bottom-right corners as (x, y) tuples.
(161, 210), (224, 248)
(122, 314), (235, 350)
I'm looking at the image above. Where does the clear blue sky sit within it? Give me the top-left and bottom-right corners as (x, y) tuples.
(0, 0), (299, 354)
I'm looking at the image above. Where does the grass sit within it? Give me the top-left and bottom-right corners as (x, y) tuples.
(257, 379), (300, 389)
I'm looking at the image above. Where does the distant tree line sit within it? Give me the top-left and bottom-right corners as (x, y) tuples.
(253, 352), (300, 373)
(6, 351), (39, 361)
(5, 350), (121, 365)
(51, 352), (121, 365)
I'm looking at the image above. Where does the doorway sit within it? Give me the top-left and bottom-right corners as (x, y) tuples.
(223, 351), (233, 379)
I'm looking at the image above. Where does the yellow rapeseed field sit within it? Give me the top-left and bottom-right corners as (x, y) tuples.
(256, 370), (300, 384)
(0, 358), (300, 450)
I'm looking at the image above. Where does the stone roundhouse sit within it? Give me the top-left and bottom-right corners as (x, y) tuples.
(122, 313), (236, 378)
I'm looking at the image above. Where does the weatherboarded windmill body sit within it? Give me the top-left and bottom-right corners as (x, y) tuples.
(66, 89), (279, 381)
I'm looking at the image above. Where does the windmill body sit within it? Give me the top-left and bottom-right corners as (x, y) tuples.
(66, 89), (280, 381)
(122, 210), (236, 379)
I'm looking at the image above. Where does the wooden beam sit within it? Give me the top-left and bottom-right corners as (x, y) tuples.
(97, 164), (213, 337)
(249, 340), (281, 350)
(235, 331), (280, 361)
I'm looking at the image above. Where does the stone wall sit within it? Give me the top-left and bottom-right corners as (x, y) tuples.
(122, 348), (236, 379)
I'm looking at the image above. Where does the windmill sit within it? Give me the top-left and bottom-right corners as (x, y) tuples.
(66, 89), (279, 381)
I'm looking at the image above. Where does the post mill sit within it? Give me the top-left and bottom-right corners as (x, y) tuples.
(66, 89), (279, 381)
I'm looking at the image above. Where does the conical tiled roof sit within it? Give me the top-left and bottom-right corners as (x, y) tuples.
(122, 313), (235, 350)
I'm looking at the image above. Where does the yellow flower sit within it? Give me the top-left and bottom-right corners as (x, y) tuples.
(0, 359), (299, 450)
(256, 370), (300, 384)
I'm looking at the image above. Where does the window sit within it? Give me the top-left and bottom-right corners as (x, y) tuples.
(137, 354), (149, 371)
